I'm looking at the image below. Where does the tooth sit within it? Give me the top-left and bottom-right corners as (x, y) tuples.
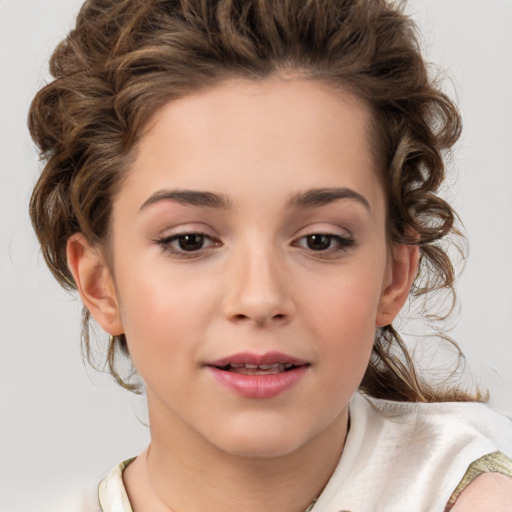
(229, 363), (244, 369)
(284, 363), (293, 369)
(245, 364), (259, 369)
(259, 364), (278, 370)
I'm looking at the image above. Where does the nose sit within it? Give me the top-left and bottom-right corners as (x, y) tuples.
(222, 245), (294, 327)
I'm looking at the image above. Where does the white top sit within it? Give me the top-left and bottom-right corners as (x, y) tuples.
(98, 392), (512, 512)
(313, 393), (512, 511)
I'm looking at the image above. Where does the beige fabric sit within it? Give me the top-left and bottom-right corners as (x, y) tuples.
(98, 458), (135, 512)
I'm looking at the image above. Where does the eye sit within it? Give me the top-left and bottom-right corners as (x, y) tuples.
(155, 232), (219, 257)
(174, 233), (208, 251)
(304, 234), (334, 251)
(295, 233), (354, 253)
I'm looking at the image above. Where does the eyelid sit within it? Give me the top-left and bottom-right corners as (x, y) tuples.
(294, 233), (354, 247)
(152, 224), (222, 258)
(153, 222), (218, 242)
(291, 222), (353, 240)
(290, 224), (356, 257)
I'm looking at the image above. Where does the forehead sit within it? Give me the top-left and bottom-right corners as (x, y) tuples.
(117, 77), (383, 215)
(140, 77), (374, 165)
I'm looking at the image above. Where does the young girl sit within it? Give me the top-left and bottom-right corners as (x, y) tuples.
(27, 0), (512, 510)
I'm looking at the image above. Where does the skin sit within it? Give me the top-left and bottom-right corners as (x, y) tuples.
(65, 78), (512, 512)
(451, 473), (512, 511)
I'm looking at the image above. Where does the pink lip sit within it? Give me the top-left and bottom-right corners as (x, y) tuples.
(205, 351), (309, 399)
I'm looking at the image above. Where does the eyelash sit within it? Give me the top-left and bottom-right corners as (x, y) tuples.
(293, 233), (355, 257)
(154, 231), (355, 259)
(154, 232), (219, 259)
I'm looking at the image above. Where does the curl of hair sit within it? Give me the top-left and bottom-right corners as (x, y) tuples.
(29, 0), (475, 401)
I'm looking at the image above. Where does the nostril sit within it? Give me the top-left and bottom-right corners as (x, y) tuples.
(230, 312), (287, 324)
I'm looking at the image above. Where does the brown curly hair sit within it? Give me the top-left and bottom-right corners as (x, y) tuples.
(29, 0), (475, 401)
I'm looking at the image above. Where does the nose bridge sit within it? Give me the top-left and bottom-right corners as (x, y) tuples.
(223, 236), (292, 325)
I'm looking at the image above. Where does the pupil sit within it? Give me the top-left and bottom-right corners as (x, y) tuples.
(307, 234), (331, 250)
(178, 234), (204, 251)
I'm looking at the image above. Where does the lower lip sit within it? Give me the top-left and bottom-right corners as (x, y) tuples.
(207, 366), (309, 399)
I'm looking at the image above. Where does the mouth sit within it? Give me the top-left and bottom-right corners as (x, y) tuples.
(205, 352), (311, 400)
(206, 352), (310, 375)
(206, 353), (310, 399)
(213, 362), (303, 375)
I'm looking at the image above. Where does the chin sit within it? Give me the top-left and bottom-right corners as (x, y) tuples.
(207, 417), (316, 459)
(220, 436), (305, 459)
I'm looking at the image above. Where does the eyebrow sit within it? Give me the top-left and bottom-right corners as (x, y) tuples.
(287, 187), (371, 211)
(140, 189), (233, 211)
(139, 186), (370, 213)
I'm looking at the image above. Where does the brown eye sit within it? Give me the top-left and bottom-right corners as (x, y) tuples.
(155, 232), (218, 256)
(305, 234), (334, 251)
(294, 232), (355, 255)
(176, 234), (205, 251)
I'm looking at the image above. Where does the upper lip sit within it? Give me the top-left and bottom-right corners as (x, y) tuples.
(206, 351), (309, 367)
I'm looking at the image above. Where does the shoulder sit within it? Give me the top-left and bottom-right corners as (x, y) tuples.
(360, 393), (512, 448)
(451, 473), (512, 511)
(447, 451), (512, 511)
(349, 393), (512, 510)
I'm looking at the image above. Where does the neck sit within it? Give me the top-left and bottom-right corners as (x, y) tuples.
(131, 397), (349, 512)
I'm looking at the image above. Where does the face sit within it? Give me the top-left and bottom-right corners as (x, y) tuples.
(87, 78), (407, 458)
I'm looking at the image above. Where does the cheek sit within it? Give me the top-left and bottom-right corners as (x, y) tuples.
(302, 256), (387, 332)
(299, 255), (387, 372)
(315, 289), (377, 372)
(112, 258), (224, 373)
(314, 302), (376, 407)
(116, 253), (213, 323)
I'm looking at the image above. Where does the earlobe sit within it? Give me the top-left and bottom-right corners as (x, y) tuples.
(375, 243), (419, 327)
(66, 233), (123, 335)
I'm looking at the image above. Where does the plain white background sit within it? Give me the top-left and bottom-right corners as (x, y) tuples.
(1, 1), (511, 510)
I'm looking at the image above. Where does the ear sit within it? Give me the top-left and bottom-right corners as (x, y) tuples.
(66, 233), (123, 335)
(375, 243), (419, 327)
